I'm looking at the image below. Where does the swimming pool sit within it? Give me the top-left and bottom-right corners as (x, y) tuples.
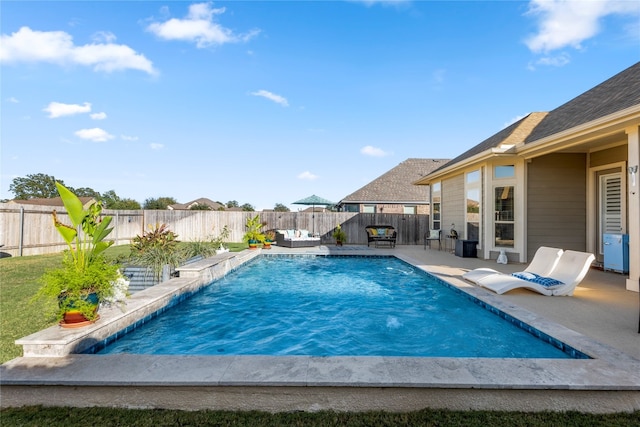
(96, 256), (586, 359)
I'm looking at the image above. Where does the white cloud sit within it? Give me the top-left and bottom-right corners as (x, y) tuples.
(504, 114), (527, 128)
(121, 134), (139, 141)
(360, 145), (390, 157)
(432, 68), (446, 84)
(297, 171), (318, 181)
(44, 101), (91, 118)
(92, 31), (117, 44)
(349, 0), (412, 7)
(525, 0), (640, 53)
(8, 97), (19, 103)
(146, 2), (260, 48)
(90, 112), (107, 120)
(0, 26), (157, 75)
(251, 89), (289, 107)
(532, 52), (571, 68)
(150, 143), (164, 150)
(75, 127), (114, 142)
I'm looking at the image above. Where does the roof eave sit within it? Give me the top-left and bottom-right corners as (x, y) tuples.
(413, 149), (517, 185)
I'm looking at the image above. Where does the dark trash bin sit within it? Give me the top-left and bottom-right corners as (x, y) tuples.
(455, 240), (478, 258)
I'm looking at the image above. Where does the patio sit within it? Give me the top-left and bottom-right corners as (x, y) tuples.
(1, 245), (639, 413)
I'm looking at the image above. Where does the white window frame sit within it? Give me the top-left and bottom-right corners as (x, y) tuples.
(465, 169), (481, 244)
(492, 165), (516, 249)
(431, 181), (441, 230)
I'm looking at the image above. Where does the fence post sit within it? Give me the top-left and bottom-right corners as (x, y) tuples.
(115, 211), (119, 245)
(19, 206), (25, 257)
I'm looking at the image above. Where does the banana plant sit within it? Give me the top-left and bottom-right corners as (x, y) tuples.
(52, 181), (114, 271)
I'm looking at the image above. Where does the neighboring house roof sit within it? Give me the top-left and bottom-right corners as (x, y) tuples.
(8, 196), (96, 208)
(168, 198), (224, 210)
(525, 61), (640, 143)
(340, 158), (450, 204)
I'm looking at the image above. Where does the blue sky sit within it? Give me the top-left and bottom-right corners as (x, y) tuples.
(2, 1), (639, 210)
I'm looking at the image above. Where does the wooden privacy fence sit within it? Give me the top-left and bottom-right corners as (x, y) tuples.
(0, 203), (430, 257)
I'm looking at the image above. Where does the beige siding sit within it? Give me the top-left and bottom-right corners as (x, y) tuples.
(527, 153), (587, 259)
(590, 144), (628, 168)
(442, 174), (466, 238)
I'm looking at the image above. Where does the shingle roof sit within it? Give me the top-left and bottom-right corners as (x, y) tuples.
(425, 112), (547, 176)
(340, 158), (450, 203)
(168, 198), (224, 210)
(525, 61), (640, 143)
(8, 196), (96, 207)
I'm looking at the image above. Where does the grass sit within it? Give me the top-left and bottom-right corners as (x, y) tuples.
(0, 243), (243, 363)
(1, 406), (639, 426)
(2, 248), (639, 425)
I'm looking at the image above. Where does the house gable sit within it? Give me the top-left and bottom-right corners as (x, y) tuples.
(342, 158), (450, 204)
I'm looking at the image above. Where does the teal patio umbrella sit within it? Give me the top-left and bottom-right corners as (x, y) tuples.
(292, 194), (335, 235)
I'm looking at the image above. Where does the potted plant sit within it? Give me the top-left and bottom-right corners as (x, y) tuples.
(36, 182), (127, 327)
(263, 230), (276, 249)
(332, 224), (347, 246)
(129, 222), (184, 282)
(243, 214), (265, 249)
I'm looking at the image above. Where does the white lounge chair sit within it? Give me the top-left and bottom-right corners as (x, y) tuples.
(462, 246), (563, 284)
(474, 250), (595, 296)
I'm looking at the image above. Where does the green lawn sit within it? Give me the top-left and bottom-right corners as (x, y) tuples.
(1, 406), (639, 426)
(1, 249), (638, 425)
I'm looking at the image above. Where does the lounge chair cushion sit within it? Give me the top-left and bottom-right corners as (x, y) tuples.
(428, 230), (440, 239)
(511, 272), (564, 289)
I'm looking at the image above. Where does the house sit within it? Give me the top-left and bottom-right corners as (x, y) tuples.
(8, 196), (97, 209)
(415, 62), (640, 293)
(167, 198), (224, 211)
(338, 158), (450, 214)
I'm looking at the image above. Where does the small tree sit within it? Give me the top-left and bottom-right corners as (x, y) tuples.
(274, 203), (290, 212)
(143, 197), (177, 210)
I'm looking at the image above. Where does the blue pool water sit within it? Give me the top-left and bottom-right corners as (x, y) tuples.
(97, 256), (583, 358)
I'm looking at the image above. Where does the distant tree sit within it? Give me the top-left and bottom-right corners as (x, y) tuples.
(100, 190), (120, 208)
(112, 198), (141, 210)
(9, 173), (63, 199)
(226, 200), (239, 208)
(240, 203), (255, 212)
(273, 203), (290, 212)
(143, 197), (177, 210)
(73, 187), (101, 198)
(190, 204), (211, 210)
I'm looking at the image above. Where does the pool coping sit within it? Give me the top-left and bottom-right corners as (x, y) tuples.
(2, 247), (640, 412)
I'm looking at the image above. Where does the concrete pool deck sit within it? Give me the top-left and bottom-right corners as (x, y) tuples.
(1, 245), (639, 413)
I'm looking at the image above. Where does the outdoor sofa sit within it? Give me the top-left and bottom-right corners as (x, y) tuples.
(275, 229), (321, 248)
(365, 225), (397, 248)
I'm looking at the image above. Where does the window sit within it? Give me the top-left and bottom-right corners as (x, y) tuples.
(403, 205), (417, 214)
(466, 170), (481, 241)
(494, 186), (514, 247)
(431, 182), (441, 230)
(494, 165), (514, 179)
(363, 205), (376, 213)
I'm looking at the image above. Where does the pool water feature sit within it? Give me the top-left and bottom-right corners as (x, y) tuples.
(96, 256), (585, 358)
